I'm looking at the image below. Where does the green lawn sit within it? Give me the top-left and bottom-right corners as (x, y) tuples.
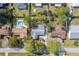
(64, 39), (79, 48)
(71, 18), (79, 25)
(0, 40), (2, 48)
(65, 52), (79, 56)
(0, 53), (5, 56)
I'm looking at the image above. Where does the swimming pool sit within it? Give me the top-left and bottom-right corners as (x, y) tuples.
(17, 18), (25, 28)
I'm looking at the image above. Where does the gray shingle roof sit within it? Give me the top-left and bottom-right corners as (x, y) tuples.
(31, 24), (46, 39)
(69, 25), (79, 39)
(16, 3), (27, 9)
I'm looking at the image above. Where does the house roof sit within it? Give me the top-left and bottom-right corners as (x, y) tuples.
(68, 25), (79, 39)
(71, 3), (79, 7)
(34, 3), (42, 7)
(51, 25), (66, 39)
(12, 28), (27, 36)
(0, 4), (3, 7)
(0, 29), (9, 35)
(31, 24), (46, 39)
(16, 3), (27, 9)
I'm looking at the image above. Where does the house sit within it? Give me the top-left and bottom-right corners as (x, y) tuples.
(31, 24), (47, 40)
(12, 28), (27, 38)
(12, 18), (28, 38)
(51, 25), (66, 40)
(16, 3), (28, 9)
(68, 25), (79, 39)
(70, 3), (79, 8)
(0, 25), (11, 38)
(0, 3), (9, 8)
(51, 3), (62, 7)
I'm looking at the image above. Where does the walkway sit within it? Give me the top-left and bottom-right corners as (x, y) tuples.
(64, 48), (79, 53)
(0, 48), (27, 53)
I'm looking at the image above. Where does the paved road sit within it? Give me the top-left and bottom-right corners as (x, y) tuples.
(64, 48), (79, 53)
(0, 48), (27, 53)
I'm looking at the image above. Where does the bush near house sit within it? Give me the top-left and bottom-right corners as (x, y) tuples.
(48, 39), (61, 56)
(9, 36), (23, 48)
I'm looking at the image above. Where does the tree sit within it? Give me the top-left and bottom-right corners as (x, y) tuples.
(74, 40), (79, 47)
(32, 40), (46, 51)
(0, 7), (16, 27)
(24, 36), (33, 52)
(48, 40), (61, 55)
(9, 36), (20, 48)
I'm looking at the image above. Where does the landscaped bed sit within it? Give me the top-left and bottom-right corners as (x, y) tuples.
(64, 39), (79, 48)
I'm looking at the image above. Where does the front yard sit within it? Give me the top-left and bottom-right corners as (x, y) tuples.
(64, 39), (79, 48)
(0, 53), (5, 56)
(0, 40), (2, 48)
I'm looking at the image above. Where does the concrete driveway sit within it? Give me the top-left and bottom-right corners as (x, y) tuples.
(0, 48), (27, 53)
(64, 48), (79, 53)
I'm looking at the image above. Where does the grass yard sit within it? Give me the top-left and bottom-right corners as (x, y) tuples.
(73, 8), (79, 16)
(0, 53), (5, 56)
(71, 18), (79, 25)
(64, 39), (79, 48)
(65, 52), (79, 56)
(0, 40), (2, 48)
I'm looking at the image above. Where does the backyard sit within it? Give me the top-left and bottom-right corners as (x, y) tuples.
(13, 4), (29, 17)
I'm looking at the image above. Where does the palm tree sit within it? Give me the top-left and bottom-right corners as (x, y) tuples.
(28, 3), (32, 35)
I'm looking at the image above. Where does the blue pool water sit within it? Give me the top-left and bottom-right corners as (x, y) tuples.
(17, 19), (25, 28)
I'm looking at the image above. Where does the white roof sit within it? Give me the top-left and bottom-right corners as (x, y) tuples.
(55, 3), (62, 6)
(71, 3), (79, 7)
(35, 3), (42, 6)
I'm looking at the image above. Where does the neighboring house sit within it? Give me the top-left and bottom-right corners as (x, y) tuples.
(51, 3), (62, 7)
(12, 18), (28, 38)
(34, 3), (42, 7)
(0, 25), (11, 39)
(16, 3), (28, 9)
(31, 24), (47, 40)
(12, 28), (27, 38)
(70, 3), (79, 8)
(68, 25), (79, 39)
(0, 3), (9, 8)
(51, 25), (66, 40)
